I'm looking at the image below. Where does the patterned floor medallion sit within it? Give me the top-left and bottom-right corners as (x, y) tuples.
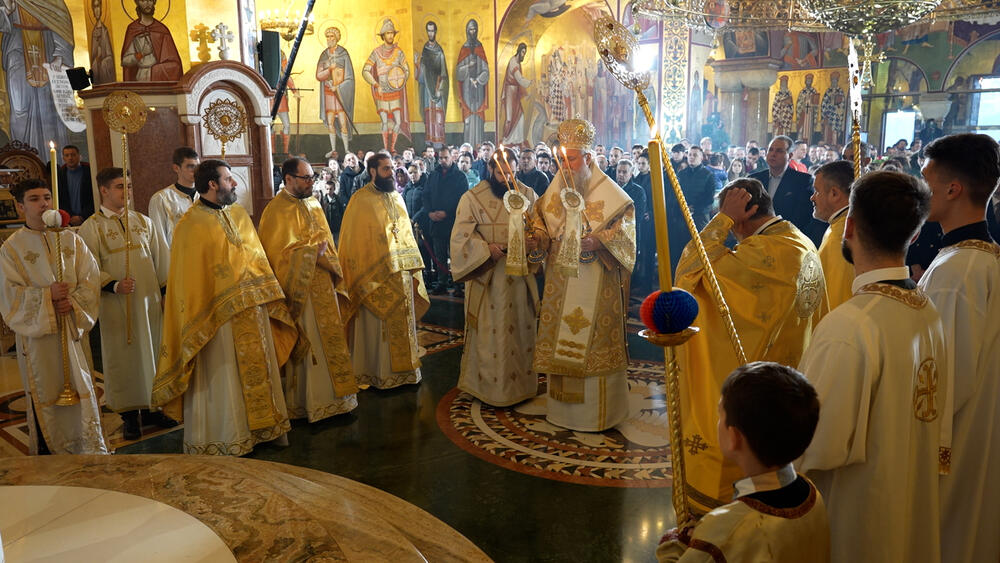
(436, 360), (673, 488)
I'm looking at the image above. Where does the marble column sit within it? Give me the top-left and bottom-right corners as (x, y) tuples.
(709, 59), (780, 146)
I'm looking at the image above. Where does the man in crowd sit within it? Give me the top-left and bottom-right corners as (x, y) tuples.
(789, 140), (809, 172)
(919, 133), (1000, 563)
(423, 149), (468, 296)
(471, 142), (492, 181)
(153, 160), (295, 455)
(530, 119), (636, 432)
(810, 160), (855, 310)
(675, 177), (826, 514)
(677, 145), (721, 229)
(457, 151), (480, 189)
(149, 146), (199, 245)
(699, 136), (713, 156)
(749, 135), (824, 245)
(0, 179), (107, 455)
(338, 152), (364, 202)
(79, 167), (172, 441)
(516, 148), (550, 197)
(451, 148), (540, 406)
(616, 158), (647, 302)
(799, 170), (947, 563)
(537, 151), (554, 183)
(606, 146), (623, 177)
(745, 147), (765, 174)
(56, 145), (94, 226)
(259, 157), (358, 423)
(340, 153), (429, 389)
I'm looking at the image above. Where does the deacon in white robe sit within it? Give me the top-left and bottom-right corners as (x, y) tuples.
(0, 180), (108, 455)
(79, 171), (169, 421)
(798, 170), (949, 563)
(918, 136), (1000, 563)
(451, 153), (540, 406)
(148, 147), (199, 245)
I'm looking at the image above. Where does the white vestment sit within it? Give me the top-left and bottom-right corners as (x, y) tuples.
(452, 182), (539, 407)
(284, 294), (358, 420)
(350, 271), (422, 390)
(78, 208), (169, 412)
(919, 239), (1000, 563)
(0, 228), (108, 455)
(183, 304), (290, 455)
(799, 268), (949, 563)
(147, 184), (197, 246)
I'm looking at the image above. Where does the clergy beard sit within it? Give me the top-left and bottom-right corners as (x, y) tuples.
(841, 239), (854, 265)
(488, 175), (507, 199)
(572, 165), (591, 193)
(219, 186), (238, 206)
(374, 175), (396, 192)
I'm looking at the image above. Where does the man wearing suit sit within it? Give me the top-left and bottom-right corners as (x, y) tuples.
(56, 145), (95, 226)
(423, 150), (468, 296)
(749, 136), (825, 245)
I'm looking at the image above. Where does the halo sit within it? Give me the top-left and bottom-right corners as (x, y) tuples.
(85, 0), (108, 26)
(372, 16), (399, 38)
(120, 0), (170, 22)
(315, 18), (348, 48)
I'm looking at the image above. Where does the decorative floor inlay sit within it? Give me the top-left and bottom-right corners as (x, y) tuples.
(416, 322), (465, 354)
(436, 360), (673, 488)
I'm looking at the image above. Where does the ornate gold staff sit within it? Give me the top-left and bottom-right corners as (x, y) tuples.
(102, 91), (147, 345)
(203, 98), (247, 159)
(42, 209), (79, 406)
(594, 16), (746, 528)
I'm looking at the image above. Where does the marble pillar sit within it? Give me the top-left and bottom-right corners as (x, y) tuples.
(710, 59), (780, 146)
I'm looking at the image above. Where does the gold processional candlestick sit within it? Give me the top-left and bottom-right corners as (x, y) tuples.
(497, 148), (545, 264)
(594, 15), (747, 529)
(102, 91), (148, 345)
(41, 210), (79, 406)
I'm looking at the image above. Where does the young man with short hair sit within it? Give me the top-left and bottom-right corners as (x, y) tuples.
(79, 167), (172, 441)
(148, 146), (199, 245)
(0, 179), (108, 454)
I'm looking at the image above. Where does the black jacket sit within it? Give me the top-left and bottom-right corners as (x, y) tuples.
(677, 164), (720, 229)
(320, 190), (346, 235)
(516, 168), (550, 197)
(57, 162), (95, 220)
(422, 164), (467, 239)
(749, 167), (825, 246)
(339, 167), (363, 201)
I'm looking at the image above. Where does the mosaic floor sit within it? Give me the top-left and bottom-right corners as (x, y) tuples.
(437, 363), (672, 488)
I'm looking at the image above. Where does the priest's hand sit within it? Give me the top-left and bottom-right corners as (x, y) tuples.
(50, 282), (69, 302)
(720, 187), (757, 223)
(489, 243), (506, 260)
(317, 241), (328, 258)
(69, 215), (83, 226)
(54, 298), (73, 316)
(580, 236), (601, 252)
(116, 278), (135, 295)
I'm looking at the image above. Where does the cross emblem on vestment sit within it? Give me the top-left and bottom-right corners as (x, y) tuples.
(684, 434), (709, 456)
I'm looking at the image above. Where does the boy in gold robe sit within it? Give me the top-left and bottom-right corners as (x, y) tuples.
(656, 362), (829, 563)
(676, 177), (827, 513)
(152, 160), (297, 455)
(259, 157), (358, 421)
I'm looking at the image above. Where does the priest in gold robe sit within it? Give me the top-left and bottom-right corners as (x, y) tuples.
(451, 148), (540, 406)
(530, 119), (636, 432)
(675, 177), (827, 513)
(79, 167), (171, 441)
(0, 179), (108, 455)
(152, 160), (297, 455)
(259, 157), (358, 422)
(339, 153), (429, 389)
(810, 160), (854, 310)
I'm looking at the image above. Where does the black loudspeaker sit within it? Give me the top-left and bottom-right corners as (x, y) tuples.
(66, 67), (91, 90)
(259, 30), (280, 89)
